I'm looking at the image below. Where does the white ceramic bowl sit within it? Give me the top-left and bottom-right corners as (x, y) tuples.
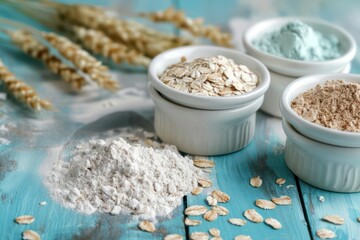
(149, 84), (263, 155)
(243, 17), (356, 77)
(148, 45), (270, 110)
(261, 63), (351, 118)
(280, 73), (360, 147)
(282, 120), (360, 192)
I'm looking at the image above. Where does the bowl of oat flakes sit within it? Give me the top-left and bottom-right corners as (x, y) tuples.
(148, 45), (270, 110)
(148, 83), (264, 155)
(280, 73), (360, 147)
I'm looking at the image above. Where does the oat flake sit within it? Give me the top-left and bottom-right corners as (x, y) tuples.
(322, 215), (345, 225)
(164, 234), (183, 240)
(22, 230), (41, 240)
(234, 235), (252, 240)
(190, 232), (209, 240)
(316, 228), (336, 239)
(250, 176), (262, 188)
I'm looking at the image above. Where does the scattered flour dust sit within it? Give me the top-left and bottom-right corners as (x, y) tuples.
(45, 136), (199, 221)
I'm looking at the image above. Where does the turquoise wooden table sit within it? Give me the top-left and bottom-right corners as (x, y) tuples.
(1, 1), (360, 239)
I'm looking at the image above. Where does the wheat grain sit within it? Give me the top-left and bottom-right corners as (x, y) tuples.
(42, 32), (119, 91)
(72, 26), (150, 67)
(0, 60), (52, 111)
(8, 30), (86, 90)
(140, 7), (233, 47)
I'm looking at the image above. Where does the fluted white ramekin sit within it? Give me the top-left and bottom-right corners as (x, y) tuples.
(243, 17), (356, 77)
(282, 120), (360, 192)
(149, 84), (263, 155)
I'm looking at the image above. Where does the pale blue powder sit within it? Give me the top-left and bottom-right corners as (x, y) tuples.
(253, 20), (341, 61)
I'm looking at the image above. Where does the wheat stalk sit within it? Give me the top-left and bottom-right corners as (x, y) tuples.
(7, 30), (87, 90)
(0, 59), (52, 111)
(55, 4), (193, 57)
(72, 26), (151, 67)
(42, 32), (119, 91)
(139, 7), (233, 47)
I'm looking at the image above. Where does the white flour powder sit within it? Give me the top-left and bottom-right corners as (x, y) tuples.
(46, 137), (198, 220)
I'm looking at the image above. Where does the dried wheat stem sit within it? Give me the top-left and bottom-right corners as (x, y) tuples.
(42, 32), (119, 91)
(8, 30), (87, 90)
(72, 26), (151, 67)
(0, 59), (52, 111)
(56, 4), (192, 57)
(140, 7), (233, 47)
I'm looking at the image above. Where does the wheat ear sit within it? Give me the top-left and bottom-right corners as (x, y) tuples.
(42, 32), (119, 91)
(72, 26), (151, 67)
(0, 60), (52, 111)
(8, 30), (87, 90)
(56, 4), (192, 57)
(140, 7), (233, 47)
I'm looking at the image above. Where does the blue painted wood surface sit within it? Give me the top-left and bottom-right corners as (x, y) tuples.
(1, 1), (360, 239)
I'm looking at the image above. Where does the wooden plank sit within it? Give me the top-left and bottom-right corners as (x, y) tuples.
(299, 181), (360, 240)
(186, 112), (310, 240)
(0, 112), (187, 239)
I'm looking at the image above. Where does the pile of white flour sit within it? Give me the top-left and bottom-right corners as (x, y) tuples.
(45, 137), (198, 220)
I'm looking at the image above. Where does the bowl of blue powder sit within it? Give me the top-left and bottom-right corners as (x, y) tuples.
(243, 17), (356, 77)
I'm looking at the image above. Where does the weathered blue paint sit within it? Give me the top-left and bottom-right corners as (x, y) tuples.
(1, 1), (360, 239)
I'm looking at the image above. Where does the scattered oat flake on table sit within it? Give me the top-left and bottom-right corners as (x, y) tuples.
(228, 218), (247, 226)
(211, 190), (230, 203)
(206, 195), (218, 206)
(190, 231), (209, 240)
(244, 209), (263, 223)
(234, 235), (252, 240)
(22, 230), (41, 240)
(255, 199), (276, 210)
(250, 176), (262, 188)
(193, 157), (215, 168)
(322, 215), (345, 225)
(286, 184), (295, 189)
(211, 205), (229, 216)
(209, 228), (220, 237)
(185, 217), (202, 226)
(185, 205), (208, 216)
(15, 215), (35, 225)
(198, 179), (212, 188)
(318, 196), (325, 202)
(138, 221), (156, 232)
(39, 201), (47, 206)
(275, 178), (286, 185)
(164, 234), (183, 240)
(192, 187), (203, 195)
(271, 196), (292, 205)
(316, 228), (336, 239)
(265, 218), (282, 229)
(203, 209), (218, 222)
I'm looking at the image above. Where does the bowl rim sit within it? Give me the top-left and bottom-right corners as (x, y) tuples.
(243, 16), (357, 66)
(149, 83), (264, 115)
(148, 45), (270, 110)
(280, 73), (360, 147)
(282, 119), (352, 151)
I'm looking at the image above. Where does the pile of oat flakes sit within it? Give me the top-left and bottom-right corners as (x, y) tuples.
(160, 56), (259, 97)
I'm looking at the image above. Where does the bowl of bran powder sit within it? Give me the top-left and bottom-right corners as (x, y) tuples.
(280, 73), (360, 147)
